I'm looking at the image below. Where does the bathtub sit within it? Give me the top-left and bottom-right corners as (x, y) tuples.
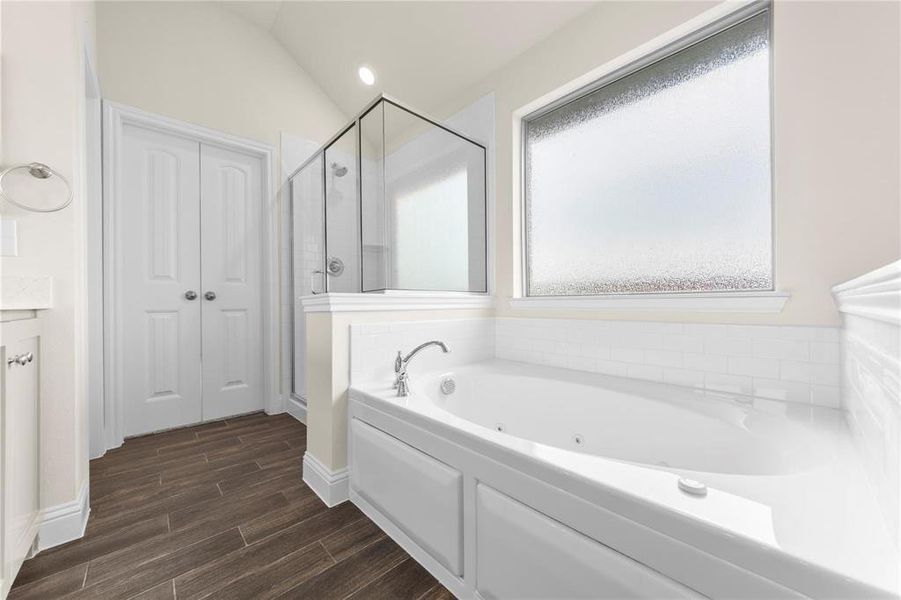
(347, 359), (898, 599)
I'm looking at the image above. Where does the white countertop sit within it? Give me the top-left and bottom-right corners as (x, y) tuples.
(0, 276), (52, 310)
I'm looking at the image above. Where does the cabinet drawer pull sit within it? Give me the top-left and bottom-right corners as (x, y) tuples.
(7, 352), (34, 367)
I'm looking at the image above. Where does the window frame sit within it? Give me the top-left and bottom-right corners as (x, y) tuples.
(518, 0), (780, 309)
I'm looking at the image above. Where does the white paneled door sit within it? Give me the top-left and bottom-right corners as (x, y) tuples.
(120, 124), (203, 435)
(200, 144), (263, 420)
(119, 124), (263, 436)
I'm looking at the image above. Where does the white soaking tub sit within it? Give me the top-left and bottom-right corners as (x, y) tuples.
(347, 359), (898, 600)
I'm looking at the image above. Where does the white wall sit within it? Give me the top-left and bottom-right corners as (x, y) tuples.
(1, 0), (96, 512)
(95, 1), (346, 149)
(432, 0), (901, 326)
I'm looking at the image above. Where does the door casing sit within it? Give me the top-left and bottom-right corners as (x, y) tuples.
(102, 101), (279, 452)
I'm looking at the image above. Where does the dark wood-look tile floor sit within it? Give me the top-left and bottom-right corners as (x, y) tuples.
(10, 412), (451, 600)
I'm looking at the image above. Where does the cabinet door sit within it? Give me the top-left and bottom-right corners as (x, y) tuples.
(1, 322), (41, 596)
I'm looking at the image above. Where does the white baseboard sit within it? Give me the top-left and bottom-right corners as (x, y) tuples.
(38, 480), (90, 551)
(302, 451), (348, 507)
(286, 395), (307, 424)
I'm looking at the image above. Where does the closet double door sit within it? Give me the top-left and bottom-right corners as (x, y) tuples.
(119, 124), (263, 436)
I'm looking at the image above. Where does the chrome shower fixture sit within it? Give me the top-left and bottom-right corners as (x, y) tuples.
(330, 162), (348, 177)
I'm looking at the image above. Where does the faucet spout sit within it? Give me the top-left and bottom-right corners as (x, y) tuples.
(394, 340), (450, 397)
(402, 340), (449, 364)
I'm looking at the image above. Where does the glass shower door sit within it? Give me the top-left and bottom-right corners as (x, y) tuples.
(290, 153), (324, 399)
(324, 124), (361, 293)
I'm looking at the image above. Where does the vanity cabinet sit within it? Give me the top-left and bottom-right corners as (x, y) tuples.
(0, 316), (41, 599)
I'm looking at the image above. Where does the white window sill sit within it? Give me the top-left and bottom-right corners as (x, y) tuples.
(507, 291), (790, 313)
(301, 292), (494, 313)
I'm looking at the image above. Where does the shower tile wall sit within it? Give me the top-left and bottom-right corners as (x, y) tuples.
(495, 318), (841, 407)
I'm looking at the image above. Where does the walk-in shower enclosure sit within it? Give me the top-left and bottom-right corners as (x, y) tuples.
(290, 95), (488, 298)
(289, 96), (487, 399)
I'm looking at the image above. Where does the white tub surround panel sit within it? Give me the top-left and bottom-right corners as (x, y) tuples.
(496, 318), (841, 408)
(350, 318), (495, 386)
(352, 419), (464, 576)
(475, 484), (698, 600)
(833, 261), (901, 550)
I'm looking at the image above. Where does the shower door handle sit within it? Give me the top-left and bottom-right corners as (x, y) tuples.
(311, 270), (325, 295)
(326, 257), (345, 276)
(204, 291), (217, 301)
(311, 257), (345, 295)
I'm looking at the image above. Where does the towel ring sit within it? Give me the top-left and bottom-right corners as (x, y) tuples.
(0, 162), (73, 213)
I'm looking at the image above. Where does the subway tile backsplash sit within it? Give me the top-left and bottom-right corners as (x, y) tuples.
(495, 318), (841, 408)
(842, 313), (900, 548)
(350, 316), (842, 408)
(350, 318), (496, 386)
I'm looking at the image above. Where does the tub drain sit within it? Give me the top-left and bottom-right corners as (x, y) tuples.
(573, 434), (584, 446)
(440, 377), (456, 395)
(495, 423), (505, 433)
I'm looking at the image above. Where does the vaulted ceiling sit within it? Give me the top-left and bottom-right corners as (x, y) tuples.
(220, 1), (596, 117)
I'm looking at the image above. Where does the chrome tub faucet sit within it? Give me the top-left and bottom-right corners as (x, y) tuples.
(394, 340), (450, 397)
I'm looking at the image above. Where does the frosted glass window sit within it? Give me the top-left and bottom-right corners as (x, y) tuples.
(524, 11), (772, 296)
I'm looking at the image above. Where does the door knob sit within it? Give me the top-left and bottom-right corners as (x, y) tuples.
(185, 290), (198, 301)
(204, 291), (217, 301)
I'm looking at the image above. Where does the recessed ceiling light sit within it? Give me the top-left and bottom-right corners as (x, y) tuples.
(358, 66), (376, 86)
